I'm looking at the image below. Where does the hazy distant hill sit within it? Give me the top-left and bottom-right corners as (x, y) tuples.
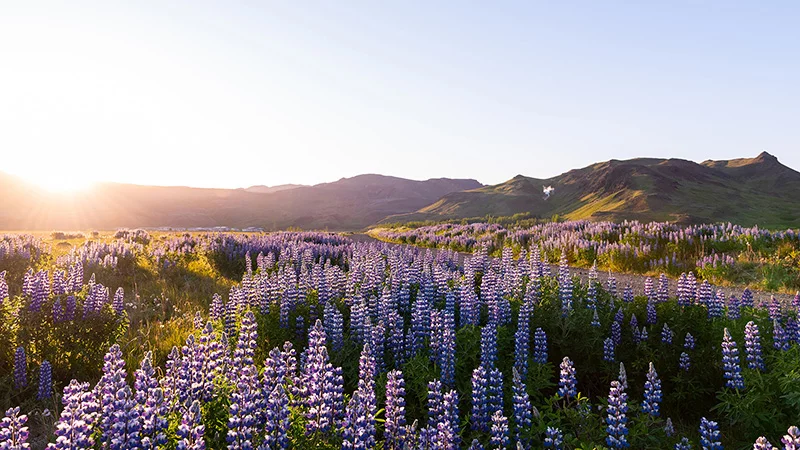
(0, 174), (482, 230)
(388, 152), (800, 228)
(243, 184), (305, 194)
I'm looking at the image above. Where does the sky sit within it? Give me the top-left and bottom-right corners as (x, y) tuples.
(1, 1), (798, 191)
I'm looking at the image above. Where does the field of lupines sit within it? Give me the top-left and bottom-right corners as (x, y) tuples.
(1, 229), (800, 449)
(371, 220), (800, 292)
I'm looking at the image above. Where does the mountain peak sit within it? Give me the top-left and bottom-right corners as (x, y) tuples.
(754, 151), (778, 162)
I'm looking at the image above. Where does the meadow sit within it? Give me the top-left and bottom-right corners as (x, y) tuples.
(0, 226), (799, 449)
(371, 220), (800, 293)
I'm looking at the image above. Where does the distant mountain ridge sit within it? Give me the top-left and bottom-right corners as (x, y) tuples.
(0, 173), (482, 230)
(2, 152), (797, 230)
(387, 152), (800, 228)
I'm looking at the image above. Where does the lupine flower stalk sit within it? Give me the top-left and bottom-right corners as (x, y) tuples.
(722, 328), (745, 390)
(605, 380), (629, 448)
(642, 362), (662, 417)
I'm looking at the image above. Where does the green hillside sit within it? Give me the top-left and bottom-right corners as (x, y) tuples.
(387, 152), (800, 228)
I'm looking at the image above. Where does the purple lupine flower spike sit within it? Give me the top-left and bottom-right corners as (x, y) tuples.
(642, 362), (662, 417)
(722, 328), (744, 390)
(557, 357), (577, 400)
(699, 417), (722, 450)
(37, 360), (52, 400)
(605, 380), (629, 448)
(0, 407), (30, 450)
(783, 426), (800, 450)
(13, 347), (27, 390)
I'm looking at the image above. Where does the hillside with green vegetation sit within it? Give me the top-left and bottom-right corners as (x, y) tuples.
(387, 152), (800, 229)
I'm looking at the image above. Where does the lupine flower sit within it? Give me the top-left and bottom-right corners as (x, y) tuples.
(544, 427), (564, 449)
(769, 296), (782, 321)
(727, 296), (740, 320)
(209, 294), (223, 322)
(647, 302), (657, 325)
(699, 418), (722, 450)
(512, 368), (531, 449)
(342, 344), (377, 450)
(618, 362), (628, 390)
(665, 418), (675, 437)
(481, 323), (498, 369)
(741, 288), (754, 308)
(135, 352), (169, 448)
(52, 298), (63, 323)
(587, 262), (598, 309)
(424, 380), (459, 450)
(439, 313), (456, 387)
(490, 410), (509, 450)
(37, 361), (52, 400)
(783, 426), (800, 449)
(471, 365), (501, 433)
(612, 321), (622, 346)
(675, 437), (692, 450)
(14, 347), (27, 390)
(410, 297), (431, 356)
(722, 328), (745, 390)
(623, 285), (634, 303)
(606, 380), (629, 448)
(708, 290), (725, 319)
(744, 321), (765, 371)
(662, 323), (674, 345)
(774, 320), (790, 351)
(48, 380), (98, 450)
(227, 312), (260, 450)
(469, 439), (484, 450)
(112, 287), (124, 316)
(263, 385), (289, 450)
(303, 319), (343, 435)
(558, 251), (573, 317)
(607, 274), (617, 297)
(685, 333), (696, 350)
(323, 301), (344, 352)
(753, 437), (773, 450)
(645, 277), (655, 303)
(384, 370), (407, 450)
(0, 407), (30, 450)
(65, 295), (76, 321)
(0, 271), (7, 305)
(533, 328), (548, 364)
(679, 352), (691, 371)
(514, 304), (531, 379)
(176, 400), (205, 450)
(603, 337), (615, 362)
(558, 357), (577, 400)
(591, 309), (601, 327)
(97, 344), (141, 449)
(642, 362), (662, 417)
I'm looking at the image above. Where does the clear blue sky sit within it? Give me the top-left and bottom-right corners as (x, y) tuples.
(1, 1), (798, 190)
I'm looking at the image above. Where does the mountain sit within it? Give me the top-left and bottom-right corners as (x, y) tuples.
(0, 174), (482, 230)
(243, 184), (305, 194)
(388, 152), (800, 228)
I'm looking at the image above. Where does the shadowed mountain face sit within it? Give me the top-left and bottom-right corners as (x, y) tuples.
(387, 152), (800, 228)
(0, 174), (482, 230)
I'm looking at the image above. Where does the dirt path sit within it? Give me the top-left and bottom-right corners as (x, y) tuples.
(348, 233), (796, 305)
